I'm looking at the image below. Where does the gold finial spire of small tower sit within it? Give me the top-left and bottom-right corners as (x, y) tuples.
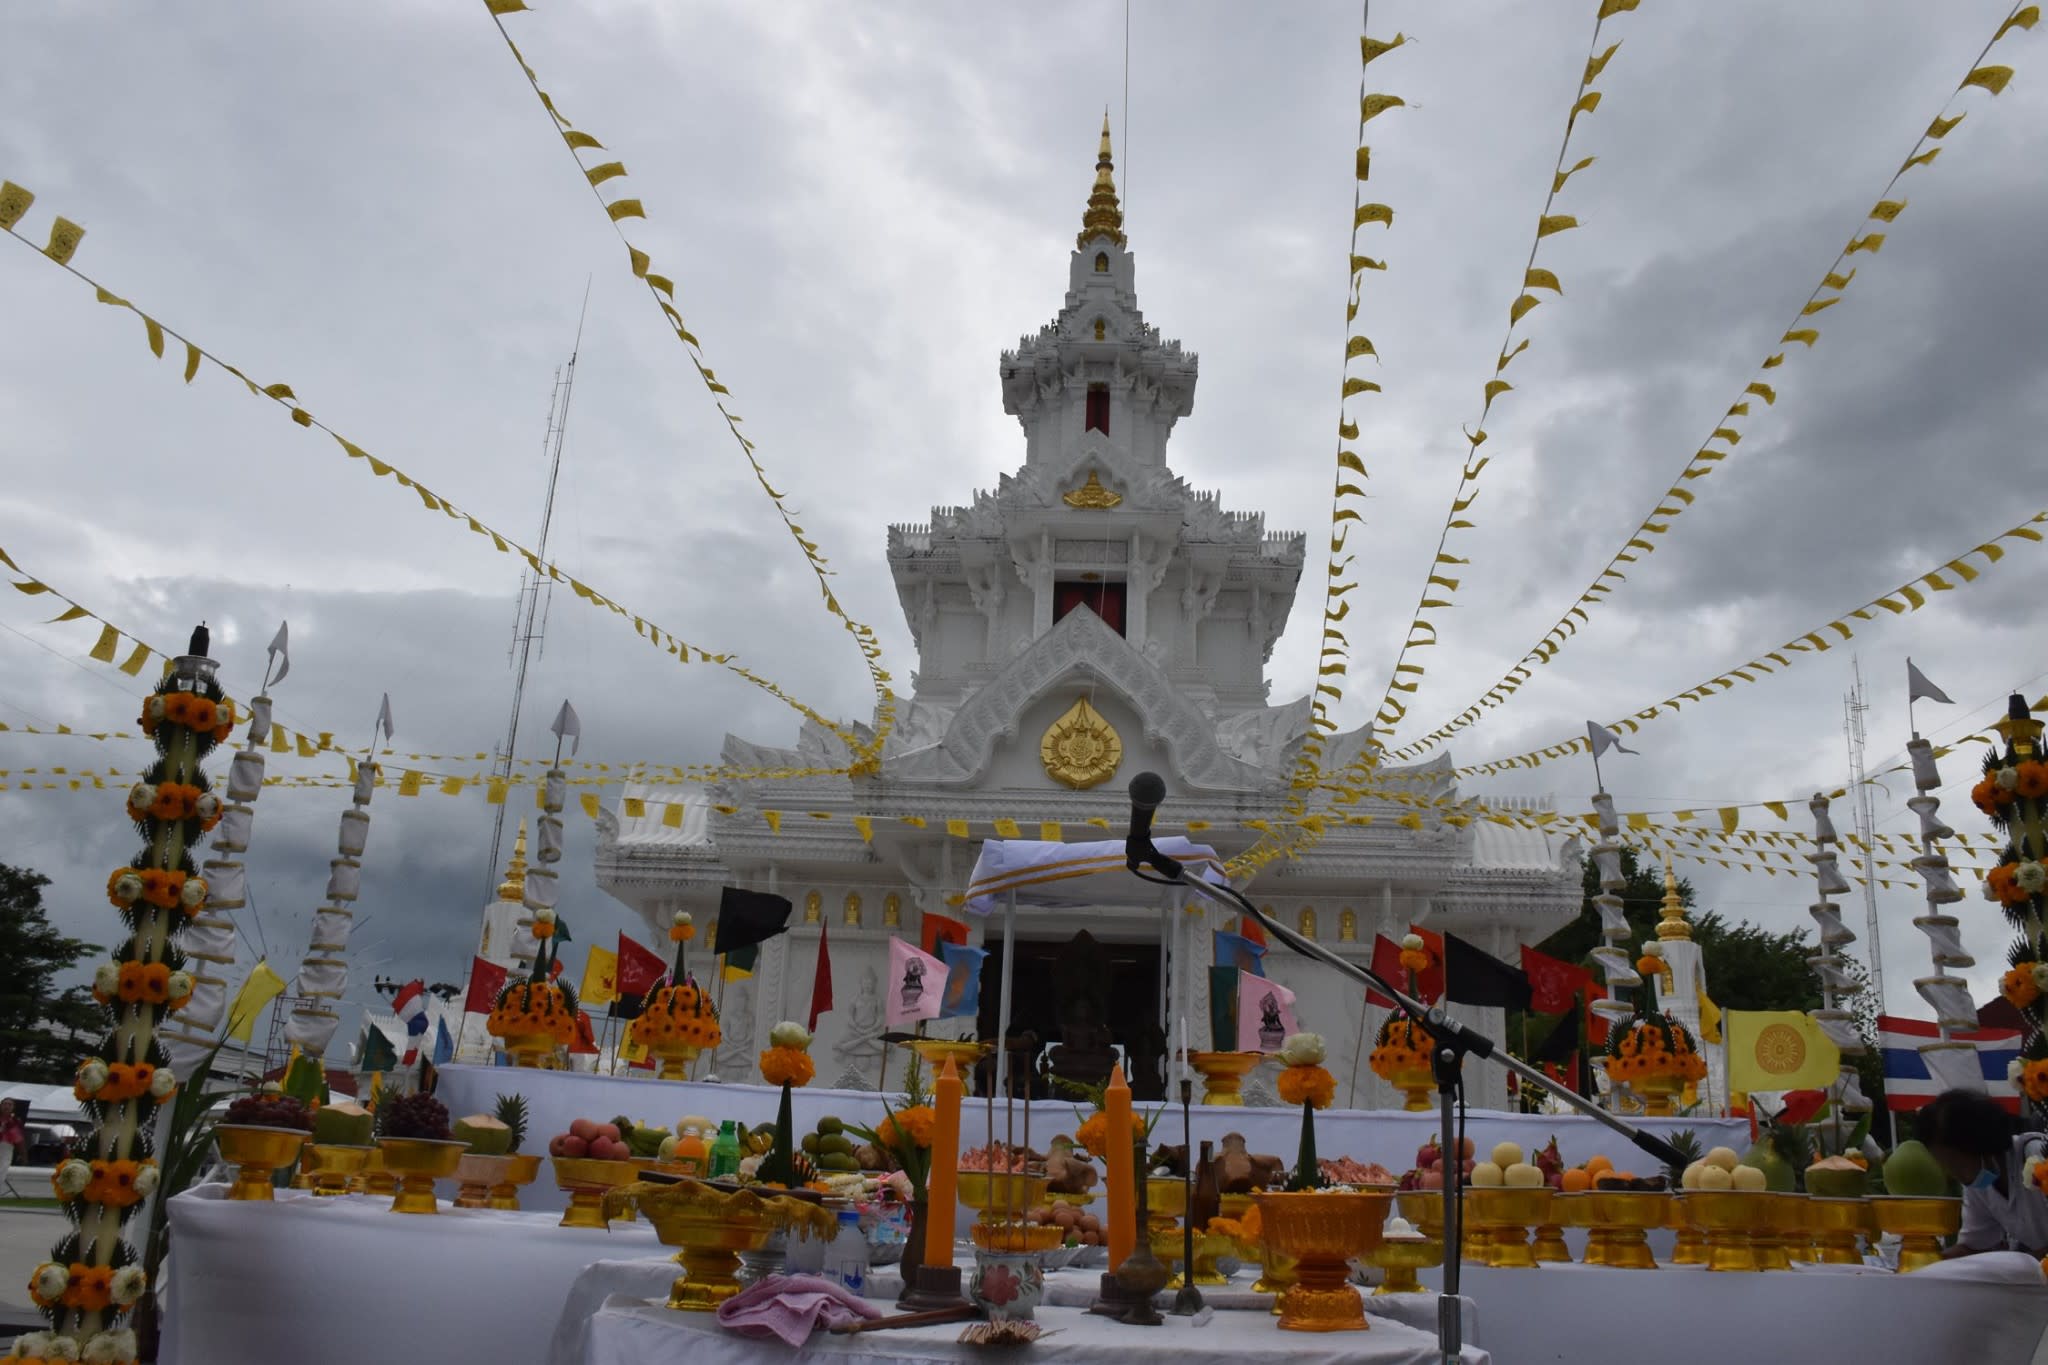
(1656, 865), (1692, 941)
(1077, 111), (1127, 249)
(497, 819), (528, 902)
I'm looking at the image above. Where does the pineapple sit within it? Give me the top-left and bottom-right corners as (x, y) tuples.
(1663, 1127), (1703, 1185)
(494, 1093), (530, 1154)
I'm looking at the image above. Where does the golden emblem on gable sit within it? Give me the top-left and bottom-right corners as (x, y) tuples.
(1040, 697), (1123, 789)
(1061, 471), (1122, 510)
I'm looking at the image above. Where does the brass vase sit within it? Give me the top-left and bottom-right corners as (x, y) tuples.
(552, 1155), (638, 1229)
(1584, 1190), (1666, 1270)
(619, 1179), (837, 1312)
(1464, 1186), (1551, 1270)
(1870, 1196), (1962, 1274)
(1186, 1051), (1263, 1106)
(489, 1152), (544, 1211)
(453, 1153), (517, 1209)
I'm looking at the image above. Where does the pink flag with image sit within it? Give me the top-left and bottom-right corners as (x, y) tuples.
(1238, 970), (1299, 1053)
(886, 935), (949, 1028)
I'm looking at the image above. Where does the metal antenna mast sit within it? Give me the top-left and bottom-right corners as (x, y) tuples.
(1844, 655), (1885, 1010)
(483, 284), (590, 904)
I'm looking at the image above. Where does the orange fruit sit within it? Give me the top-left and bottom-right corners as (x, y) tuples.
(1585, 1154), (1613, 1178)
(1560, 1168), (1591, 1193)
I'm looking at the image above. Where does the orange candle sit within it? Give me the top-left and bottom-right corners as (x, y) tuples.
(926, 1056), (964, 1269)
(1104, 1063), (1135, 1271)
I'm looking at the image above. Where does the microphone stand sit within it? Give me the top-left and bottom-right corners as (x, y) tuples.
(1129, 843), (1681, 1365)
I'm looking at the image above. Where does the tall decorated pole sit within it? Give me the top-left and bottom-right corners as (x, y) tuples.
(283, 694), (393, 1061)
(1586, 787), (1641, 1106)
(1899, 669), (1978, 1093)
(1803, 793), (1872, 1145)
(485, 701), (584, 1067)
(30, 627), (231, 1365)
(1977, 695), (2048, 1122)
(160, 622), (289, 1077)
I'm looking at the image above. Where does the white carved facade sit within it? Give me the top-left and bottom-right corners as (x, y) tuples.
(595, 125), (1582, 1109)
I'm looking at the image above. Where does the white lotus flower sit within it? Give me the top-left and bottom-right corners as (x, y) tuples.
(112, 872), (143, 904)
(134, 1163), (160, 1197)
(109, 1265), (147, 1306)
(1998, 766), (2022, 791)
(31, 1262), (69, 1302)
(149, 1067), (178, 1100)
(46, 1336), (80, 1362)
(74, 1060), (108, 1096)
(195, 792), (221, 821)
(83, 1332), (123, 1364)
(769, 1020), (812, 1050)
(534, 906), (558, 926)
(166, 970), (194, 1002)
(144, 696), (165, 722)
(107, 1332), (136, 1363)
(180, 877), (208, 908)
(55, 1159), (92, 1196)
(129, 782), (157, 813)
(1401, 932), (1424, 951)
(12, 1334), (52, 1360)
(673, 909), (692, 928)
(94, 963), (121, 998)
(2020, 862), (2048, 895)
(1643, 941), (1666, 958)
(1279, 1032), (1327, 1066)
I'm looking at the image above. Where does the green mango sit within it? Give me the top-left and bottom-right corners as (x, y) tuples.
(817, 1116), (844, 1136)
(801, 1133), (821, 1154)
(1884, 1140), (1948, 1198)
(1739, 1140), (1796, 1192)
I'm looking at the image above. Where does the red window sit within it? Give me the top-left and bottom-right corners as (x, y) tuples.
(1085, 384), (1110, 434)
(1054, 581), (1125, 635)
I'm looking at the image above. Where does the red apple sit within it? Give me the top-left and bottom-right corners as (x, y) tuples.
(559, 1134), (589, 1158)
(1457, 1138), (1475, 1159)
(548, 1134), (571, 1157)
(1419, 1168), (1444, 1189)
(570, 1118), (598, 1141)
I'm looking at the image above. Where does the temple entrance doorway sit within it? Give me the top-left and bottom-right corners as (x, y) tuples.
(976, 929), (1167, 1101)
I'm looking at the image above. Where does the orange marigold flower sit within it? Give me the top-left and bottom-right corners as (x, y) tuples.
(138, 962), (171, 1004)
(759, 1046), (817, 1088)
(2024, 1059), (2048, 1104)
(1074, 1111), (1109, 1155)
(1974, 776), (2008, 816)
(1276, 1063), (1336, 1110)
(2019, 762), (2048, 801)
(2004, 965), (2043, 1011)
(1990, 864), (2031, 906)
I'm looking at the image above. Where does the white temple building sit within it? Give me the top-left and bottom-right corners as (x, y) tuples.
(595, 122), (1581, 1109)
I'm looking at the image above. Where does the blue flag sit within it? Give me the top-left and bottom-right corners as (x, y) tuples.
(432, 1014), (455, 1066)
(1214, 929), (1266, 978)
(938, 940), (987, 1020)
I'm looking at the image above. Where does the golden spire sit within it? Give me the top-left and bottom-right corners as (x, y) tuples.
(1077, 111), (1127, 249)
(1656, 865), (1692, 942)
(497, 819), (528, 902)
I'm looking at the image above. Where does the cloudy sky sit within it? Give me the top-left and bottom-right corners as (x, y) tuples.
(1, 1), (2042, 1056)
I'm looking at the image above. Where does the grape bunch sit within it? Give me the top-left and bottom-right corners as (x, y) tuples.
(223, 1093), (313, 1132)
(381, 1092), (453, 1141)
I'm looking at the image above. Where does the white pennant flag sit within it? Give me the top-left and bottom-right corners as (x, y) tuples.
(550, 699), (581, 758)
(1586, 720), (1639, 759)
(375, 693), (394, 745)
(266, 621), (291, 686)
(1906, 658), (1953, 705)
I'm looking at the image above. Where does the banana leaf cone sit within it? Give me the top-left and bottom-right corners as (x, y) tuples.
(1285, 1098), (1326, 1191)
(757, 1082), (798, 1187)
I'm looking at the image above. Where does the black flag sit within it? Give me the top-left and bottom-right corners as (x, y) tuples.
(714, 887), (794, 957)
(1443, 931), (1532, 1011)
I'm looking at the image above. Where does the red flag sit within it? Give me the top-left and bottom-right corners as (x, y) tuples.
(1407, 925), (1445, 1004)
(1777, 1088), (1830, 1126)
(549, 956), (565, 981)
(569, 1011), (600, 1055)
(1541, 1059), (1581, 1095)
(1366, 935), (1405, 1008)
(617, 934), (668, 997)
(1520, 944), (1591, 1015)
(1585, 983), (1611, 1046)
(920, 912), (969, 957)
(462, 958), (508, 1016)
(1237, 914), (1267, 948)
(807, 923), (835, 1031)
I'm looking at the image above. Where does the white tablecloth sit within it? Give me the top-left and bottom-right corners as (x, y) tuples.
(1416, 1254), (2048, 1364)
(576, 1295), (1486, 1365)
(436, 1064), (1742, 1223)
(160, 1184), (660, 1365)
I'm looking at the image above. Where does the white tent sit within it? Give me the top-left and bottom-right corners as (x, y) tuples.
(960, 837), (1227, 1096)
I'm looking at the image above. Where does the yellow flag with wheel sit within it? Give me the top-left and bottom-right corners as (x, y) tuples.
(1725, 1009), (1840, 1093)
(578, 945), (619, 1008)
(226, 960), (288, 1041)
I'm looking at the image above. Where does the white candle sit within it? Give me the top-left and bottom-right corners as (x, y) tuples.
(1179, 1016), (1190, 1083)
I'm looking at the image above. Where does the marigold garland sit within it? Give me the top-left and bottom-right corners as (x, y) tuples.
(485, 979), (578, 1046)
(758, 1045), (816, 1088)
(1276, 1062), (1336, 1110)
(627, 979), (721, 1052)
(2021, 1058), (2048, 1105)
(1605, 1011), (1707, 1085)
(2005, 964), (2044, 1011)
(1369, 1016), (1432, 1081)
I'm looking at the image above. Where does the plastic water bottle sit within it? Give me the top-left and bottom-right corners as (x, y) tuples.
(821, 1209), (870, 1295)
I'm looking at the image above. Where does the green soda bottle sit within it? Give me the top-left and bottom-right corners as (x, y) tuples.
(709, 1119), (742, 1179)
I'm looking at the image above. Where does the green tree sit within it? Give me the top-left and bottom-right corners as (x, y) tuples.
(0, 862), (100, 1081)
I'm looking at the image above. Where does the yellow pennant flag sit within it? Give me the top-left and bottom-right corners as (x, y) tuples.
(1726, 1009), (1841, 1094)
(1696, 988), (1724, 1044)
(226, 960), (289, 1042)
(579, 945), (619, 1008)
(618, 1026), (648, 1065)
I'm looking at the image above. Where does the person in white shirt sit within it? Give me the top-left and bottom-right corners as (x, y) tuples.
(1916, 1088), (2048, 1257)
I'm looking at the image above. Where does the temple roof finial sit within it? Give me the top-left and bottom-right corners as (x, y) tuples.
(497, 819), (528, 902)
(1656, 865), (1692, 942)
(1077, 111), (1127, 250)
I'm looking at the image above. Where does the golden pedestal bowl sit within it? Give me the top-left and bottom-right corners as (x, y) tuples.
(551, 1156), (639, 1229)
(1680, 1191), (1763, 1272)
(1148, 1226), (1232, 1287)
(957, 1169), (1049, 1226)
(1145, 1175), (1189, 1240)
(361, 1147), (397, 1197)
(1870, 1196), (1962, 1274)
(490, 1152), (544, 1211)
(496, 1031), (560, 1070)
(1804, 1197), (1870, 1266)
(1550, 1191), (1592, 1262)
(1464, 1186), (1552, 1270)
(614, 1179), (838, 1311)
(1370, 1236), (1442, 1295)
(646, 1039), (702, 1081)
(972, 1220), (1061, 1254)
(215, 1125), (309, 1201)
(1584, 1191), (1668, 1270)
(376, 1137), (467, 1214)
(304, 1143), (371, 1197)
(1632, 1073), (1683, 1117)
(1392, 1189), (1451, 1278)
(1218, 1191), (1256, 1220)
(1665, 1190), (1707, 1265)
(1750, 1193), (1803, 1271)
(1254, 1190), (1392, 1333)
(1388, 1066), (1435, 1113)
(1187, 1050), (1264, 1105)
(453, 1153), (517, 1209)
(900, 1038), (992, 1091)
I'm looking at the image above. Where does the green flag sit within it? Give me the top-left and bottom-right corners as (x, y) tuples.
(359, 1025), (398, 1073)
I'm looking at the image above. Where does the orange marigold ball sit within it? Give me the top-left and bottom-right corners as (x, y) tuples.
(1276, 1063), (1336, 1110)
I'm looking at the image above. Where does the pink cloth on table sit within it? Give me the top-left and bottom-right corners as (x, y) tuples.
(714, 1273), (883, 1346)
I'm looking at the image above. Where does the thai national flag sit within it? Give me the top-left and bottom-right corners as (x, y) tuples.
(392, 979), (429, 1064)
(1878, 1012), (2021, 1113)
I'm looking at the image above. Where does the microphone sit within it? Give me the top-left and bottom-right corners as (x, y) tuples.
(1125, 771), (1182, 879)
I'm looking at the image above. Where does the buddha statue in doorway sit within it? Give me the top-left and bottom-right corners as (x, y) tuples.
(1048, 990), (1116, 1089)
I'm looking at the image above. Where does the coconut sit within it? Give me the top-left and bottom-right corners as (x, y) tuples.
(453, 1113), (513, 1155)
(311, 1101), (373, 1147)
